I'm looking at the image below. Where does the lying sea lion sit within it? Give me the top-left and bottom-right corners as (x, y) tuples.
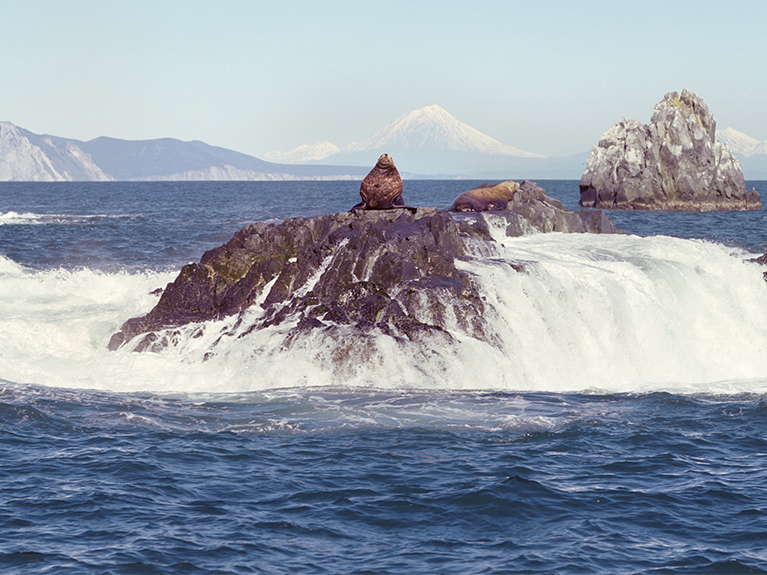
(352, 154), (416, 212)
(450, 181), (520, 212)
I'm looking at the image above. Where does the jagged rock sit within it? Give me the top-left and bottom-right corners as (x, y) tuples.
(450, 180), (617, 232)
(580, 90), (760, 211)
(748, 253), (767, 282)
(481, 180), (616, 235)
(108, 182), (615, 353)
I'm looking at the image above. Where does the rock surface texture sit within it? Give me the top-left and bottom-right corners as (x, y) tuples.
(580, 90), (760, 211)
(108, 181), (615, 354)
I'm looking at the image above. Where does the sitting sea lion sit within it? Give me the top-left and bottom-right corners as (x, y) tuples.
(450, 181), (520, 212)
(352, 154), (416, 212)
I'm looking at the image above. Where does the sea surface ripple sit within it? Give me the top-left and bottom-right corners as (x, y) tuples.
(1, 180), (767, 270)
(1, 385), (766, 574)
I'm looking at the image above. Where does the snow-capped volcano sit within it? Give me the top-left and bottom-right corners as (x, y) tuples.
(718, 127), (767, 157)
(348, 104), (543, 158)
(263, 104), (544, 174)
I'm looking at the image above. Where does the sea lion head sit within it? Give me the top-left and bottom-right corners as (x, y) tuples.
(376, 153), (395, 170)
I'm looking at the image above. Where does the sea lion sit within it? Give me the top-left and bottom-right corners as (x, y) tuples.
(450, 181), (520, 212)
(352, 154), (415, 212)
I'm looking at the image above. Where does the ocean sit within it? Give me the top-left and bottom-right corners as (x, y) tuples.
(1, 180), (766, 574)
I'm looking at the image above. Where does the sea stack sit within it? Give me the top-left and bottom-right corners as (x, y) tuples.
(580, 89), (760, 211)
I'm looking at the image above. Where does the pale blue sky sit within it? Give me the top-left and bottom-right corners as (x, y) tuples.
(1, 0), (765, 156)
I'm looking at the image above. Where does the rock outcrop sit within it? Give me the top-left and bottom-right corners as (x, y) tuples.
(580, 90), (760, 211)
(748, 252), (767, 282)
(108, 181), (615, 353)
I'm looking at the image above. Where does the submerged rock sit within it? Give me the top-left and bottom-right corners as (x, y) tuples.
(580, 89), (760, 211)
(108, 182), (615, 355)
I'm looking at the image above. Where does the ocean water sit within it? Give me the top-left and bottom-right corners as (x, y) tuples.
(1, 180), (767, 574)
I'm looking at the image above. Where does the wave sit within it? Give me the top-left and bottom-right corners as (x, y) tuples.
(1, 231), (767, 395)
(0, 211), (142, 226)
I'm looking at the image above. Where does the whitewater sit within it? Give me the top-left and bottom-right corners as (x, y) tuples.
(3, 232), (767, 394)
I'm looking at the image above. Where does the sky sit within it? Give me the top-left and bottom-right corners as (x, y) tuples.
(1, 0), (765, 157)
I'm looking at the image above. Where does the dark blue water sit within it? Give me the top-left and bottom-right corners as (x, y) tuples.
(2, 384), (766, 575)
(1, 181), (767, 574)
(2, 180), (767, 270)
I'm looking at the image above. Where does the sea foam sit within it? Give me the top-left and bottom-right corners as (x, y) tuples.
(0, 211), (141, 226)
(1, 231), (767, 395)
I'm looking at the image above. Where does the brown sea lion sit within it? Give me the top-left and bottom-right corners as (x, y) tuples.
(352, 154), (415, 212)
(450, 181), (520, 212)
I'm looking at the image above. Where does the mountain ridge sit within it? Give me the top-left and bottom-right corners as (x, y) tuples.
(0, 122), (367, 182)
(347, 104), (544, 158)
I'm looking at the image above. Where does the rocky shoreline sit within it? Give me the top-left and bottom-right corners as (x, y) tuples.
(109, 181), (615, 353)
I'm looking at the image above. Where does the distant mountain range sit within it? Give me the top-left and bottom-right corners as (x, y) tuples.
(0, 122), (367, 182)
(2, 108), (766, 182)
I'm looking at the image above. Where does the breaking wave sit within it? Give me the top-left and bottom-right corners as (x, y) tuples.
(0, 211), (142, 225)
(2, 230), (767, 394)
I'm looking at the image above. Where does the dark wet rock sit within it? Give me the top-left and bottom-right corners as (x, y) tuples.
(109, 183), (615, 352)
(747, 253), (767, 282)
(580, 89), (760, 211)
(503, 180), (616, 234)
